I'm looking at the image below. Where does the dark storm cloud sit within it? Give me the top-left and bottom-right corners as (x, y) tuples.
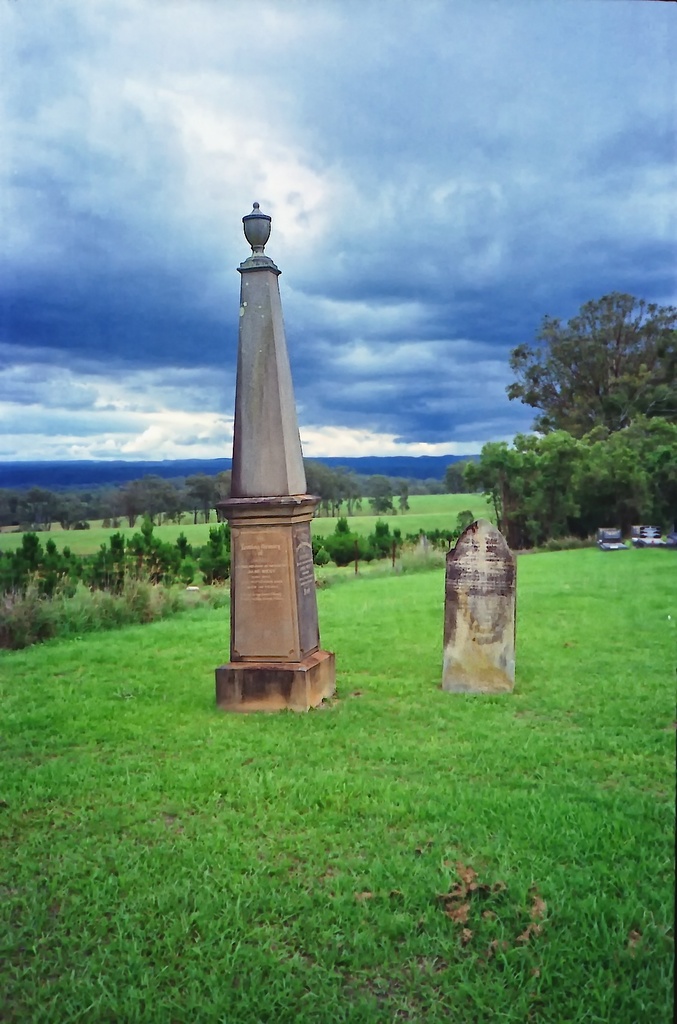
(0, 0), (674, 458)
(3, 263), (234, 368)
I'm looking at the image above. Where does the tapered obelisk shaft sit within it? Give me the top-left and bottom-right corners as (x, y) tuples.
(231, 248), (306, 498)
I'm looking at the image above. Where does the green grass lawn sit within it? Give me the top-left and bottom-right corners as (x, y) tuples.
(1, 549), (674, 1022)
(0, 493), (493, 556)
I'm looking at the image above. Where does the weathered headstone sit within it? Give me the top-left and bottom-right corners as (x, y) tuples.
(442, 518), (516, 694)
(215, 204), (336, 712)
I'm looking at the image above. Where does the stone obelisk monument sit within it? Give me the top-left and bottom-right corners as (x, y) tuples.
(215, 203), (336, 712)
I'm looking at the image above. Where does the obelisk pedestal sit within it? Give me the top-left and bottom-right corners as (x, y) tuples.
(215, 204), (335, 712)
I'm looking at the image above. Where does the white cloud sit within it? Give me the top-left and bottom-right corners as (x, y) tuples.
(300, 424), (483, 459)
(0, 356), (234, 460)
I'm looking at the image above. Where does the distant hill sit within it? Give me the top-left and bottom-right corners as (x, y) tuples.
(0, 454), (473, 491)
(0, 460), (232, 491)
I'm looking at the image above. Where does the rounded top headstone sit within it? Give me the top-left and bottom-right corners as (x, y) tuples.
(242, 202), (272, 254)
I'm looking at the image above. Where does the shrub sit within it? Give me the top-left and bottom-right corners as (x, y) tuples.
(321, 518), (386, 567)
(314, 546), (330, 566)
(368, 519), (393, 558)
(323, 532), (360, 567)
(176, 532), (192, 559)
(541, 535), (595, 552)
(179, 557), (198, 585)
(456, 509), (475, 532)
(0, 584), (56, 649)
(397, 547), (447, 574)
(198, 524), (231, 584)
(0, 578), (183, 651)
(85, 533), (127, 593)
(193, 584), (230, 610)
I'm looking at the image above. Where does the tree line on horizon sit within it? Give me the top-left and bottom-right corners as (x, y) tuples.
(0, 464), (460, 532)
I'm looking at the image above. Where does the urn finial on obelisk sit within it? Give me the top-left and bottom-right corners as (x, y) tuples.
(242, 202), (271, 254)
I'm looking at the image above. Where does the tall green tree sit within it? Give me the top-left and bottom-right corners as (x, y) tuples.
(304, 461), (337, 516)
(304, 461), (361, 517)
(185, 474), (217, 524)
(508, 293), (677, 437)
(22, 487), (58, 530)
(334, 469), (362, 516)
(397, 481), (410, 512)
(465, 432), (583, 548)
(0, 489), (21, 528)
(55, 494), (87, 530)
(573, 417), (677, 534)
(464, 443), (525, 546)
(573, 431), (651, 537)
(444, 461), (469, 493)
(119, 480), (146, 528)
(367, 475), (395, 515)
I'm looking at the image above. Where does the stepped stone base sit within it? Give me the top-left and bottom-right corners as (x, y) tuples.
(215, 649), (335, 713)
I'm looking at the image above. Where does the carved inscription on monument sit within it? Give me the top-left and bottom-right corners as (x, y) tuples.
(240, 538), (286, 604)
(293, 521), (320, 656)
(442, 518), (516, 694)
(231, 525), (296, 660)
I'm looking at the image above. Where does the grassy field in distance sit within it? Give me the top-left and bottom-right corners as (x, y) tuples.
(0, 492), (493, 556)
(1, 548), (674, 1022)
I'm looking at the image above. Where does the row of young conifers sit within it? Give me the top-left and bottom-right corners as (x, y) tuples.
(0, 513), (473, 651)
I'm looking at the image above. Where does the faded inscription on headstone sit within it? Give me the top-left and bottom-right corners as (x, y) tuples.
(442, 518), (516, 694)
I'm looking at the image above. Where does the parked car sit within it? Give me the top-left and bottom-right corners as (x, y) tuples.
(631, 525), (666, 548)
(665, 531), (677, 550)
(597, 528), (628, 551)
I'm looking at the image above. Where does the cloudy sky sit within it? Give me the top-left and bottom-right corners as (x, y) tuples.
(1, 0), (674, 463)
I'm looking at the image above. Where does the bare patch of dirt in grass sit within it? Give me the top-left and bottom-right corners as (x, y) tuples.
(516, 923), (543, 943)
(445, 901), (470, 923)
(162, 813), (183, 831)
(438, 864), (548, 962)
(348, 973), (423, 1022)
(516, 887), (547, 944)
(438, 862), (508, 935)
(414, 955), (448, 974)
(311, 697), (339, 711)
(530, 891), (547, 919)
